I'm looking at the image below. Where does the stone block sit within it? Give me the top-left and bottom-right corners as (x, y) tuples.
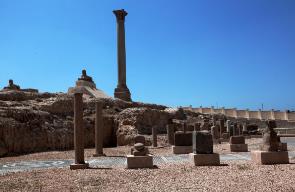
(229, 136), (245, 144)
(251, 151), (289, 165)
(126, 155), (153, 169)
(193, 131), (213, 154)
(70, 163), (89, 170)
(174, 132), (192, 146)
(228, 144), (248, 152)
(172, 145), (193, 154)
(189, 153), (220, 166)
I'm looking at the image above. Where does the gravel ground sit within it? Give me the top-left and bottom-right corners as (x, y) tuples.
(2, 137), (292, 163)
(1, 137), (295, 192)
(0, 161), (295, 192)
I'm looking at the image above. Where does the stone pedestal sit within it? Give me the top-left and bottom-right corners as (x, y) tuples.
(228, 144), (248, 152)
(70, 163), (89, 170)
(127, 155), (153, 169)
(251, 151), (289, 165)
(172, 146), (193, 154)
(93, 102), (105, 157)
(70, 92), (88, 170)
(189, 153), (220, 166)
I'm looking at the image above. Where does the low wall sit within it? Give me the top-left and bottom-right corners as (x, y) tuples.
(185, 106), (295, 122)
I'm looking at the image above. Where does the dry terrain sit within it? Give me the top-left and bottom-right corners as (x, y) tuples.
(0, 138), (295, 192)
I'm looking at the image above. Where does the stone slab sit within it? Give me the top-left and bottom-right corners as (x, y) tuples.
(172, 146), (193, 154)
(70, 163), (89, 170)
(126, 155), (153, 169)
(189, 153), (220, 166)
(228, 144), (248, 152)
(251, 151), (289, 165)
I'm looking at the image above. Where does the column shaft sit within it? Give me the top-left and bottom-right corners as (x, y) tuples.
(74, 93), (84, 164)
(152, 126), (157, 147)
(94, 102), (104, 156)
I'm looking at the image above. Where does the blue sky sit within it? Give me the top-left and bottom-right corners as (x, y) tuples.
(0, 0), (294, 110)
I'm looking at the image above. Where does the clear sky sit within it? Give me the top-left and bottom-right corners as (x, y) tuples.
(0, 0), (294, 110)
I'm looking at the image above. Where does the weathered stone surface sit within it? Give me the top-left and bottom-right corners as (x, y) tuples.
(193, 131), (213, 154)
(174, 132), (192, 146)
(134, 135), (146, 145)
(166, 124), (175, 145)
(260, 120), (279, 151)
(134, 143), (144, 151)
(229, 136), (245, 144)
(190, 153), (220, 166)
(127, 154), (153, 169)
(0, 141), (8, 156)
(251, 151), (289, 164)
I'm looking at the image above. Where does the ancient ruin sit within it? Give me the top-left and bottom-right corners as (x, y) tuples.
(228, 136), (248, 152)
(190, 131), (220, 166)
(70, 90), (89, 169)
(251, 120), (289, 164)
(172, 131), (193, 154)
(127, 142), (153, 169)
(113, 9), (132, 101)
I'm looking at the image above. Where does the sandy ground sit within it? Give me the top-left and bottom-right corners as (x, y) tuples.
(0, 137), (295, 192)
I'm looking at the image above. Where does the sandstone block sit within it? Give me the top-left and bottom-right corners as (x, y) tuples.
(172, 145), (193, 154)
(228, 144), (248, 152)
(189, 153), (220, 166)
(251, 151), (289, 165)
(70, 163), (89, 170)
(229, 136), (245, 144)
(127, 155), (153, 169)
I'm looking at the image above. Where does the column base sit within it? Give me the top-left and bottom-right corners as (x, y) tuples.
(189, 153), (220, 166)
(172, 146), (193, 154)
(127, 155), (153, 169)
(114, 87), (131, 101)
(251, 151), (289, 165)
(70, 163), (89, 170)
(228, 144), (248, 152)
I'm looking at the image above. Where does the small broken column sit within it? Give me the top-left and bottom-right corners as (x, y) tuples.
(190, 131), (220, 166)
(152, 126), (157, 147)
(172, 131), (193, 154)
(228, 136), (248, 152)
(127, 143), (153, 169)
(93, 101), (105, 157)
(166, 124), (175, 145)
(226, 120), (231, 133)
(218, 119), (225, 136)
(70, 91), (89, 169)
(113, 9), (131, 101)
(211, 125), (220, 144)
(251, 120), (289, 164)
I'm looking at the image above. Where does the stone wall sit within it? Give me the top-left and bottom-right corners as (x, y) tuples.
(186, 106), (295, 122)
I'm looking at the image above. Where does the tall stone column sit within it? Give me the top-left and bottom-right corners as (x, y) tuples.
(70, 92), (88, 169)
(166, 124), (175, 145)
(93, 101), (105, 157)
(152, 126), (157, 147)
(113, 9), (131, 101)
